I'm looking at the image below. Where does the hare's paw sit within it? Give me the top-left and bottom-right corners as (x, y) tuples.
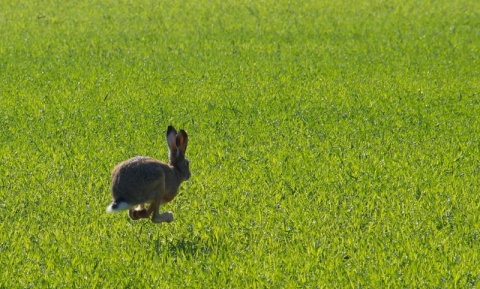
(164, 211), (174, 223)
(152, 211), (174, 223)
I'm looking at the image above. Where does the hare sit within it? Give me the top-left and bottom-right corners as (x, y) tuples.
(106, 125), (190, 223)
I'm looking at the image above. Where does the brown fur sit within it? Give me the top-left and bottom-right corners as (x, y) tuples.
(107, 126), (190, 223)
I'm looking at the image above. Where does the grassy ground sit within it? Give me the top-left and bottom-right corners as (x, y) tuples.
(1, 0), (480, 287)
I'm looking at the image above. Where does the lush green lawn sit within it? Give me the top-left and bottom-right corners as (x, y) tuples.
(1, 0), (479, 287)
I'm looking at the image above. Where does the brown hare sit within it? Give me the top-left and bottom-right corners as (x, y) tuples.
(106, 125), (190, 223)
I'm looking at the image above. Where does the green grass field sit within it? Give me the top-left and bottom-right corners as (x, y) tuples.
(1, 0), (480, 287)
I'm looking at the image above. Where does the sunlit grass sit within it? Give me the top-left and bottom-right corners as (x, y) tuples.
(1, 0), (480, 287)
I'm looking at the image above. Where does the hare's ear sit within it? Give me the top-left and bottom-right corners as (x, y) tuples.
(176, 130), (188, 153)
(166, 126), (178, 152)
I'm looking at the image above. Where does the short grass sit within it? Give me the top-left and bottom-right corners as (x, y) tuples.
(1, 0), (480, 287)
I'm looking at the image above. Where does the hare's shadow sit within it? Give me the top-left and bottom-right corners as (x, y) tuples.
(155, 235), (214, 257)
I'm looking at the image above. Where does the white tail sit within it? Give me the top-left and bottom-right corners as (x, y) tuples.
(106, 200), (131, 212)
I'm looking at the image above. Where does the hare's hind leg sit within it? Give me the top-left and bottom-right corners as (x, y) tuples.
(128, 203), (150, 220)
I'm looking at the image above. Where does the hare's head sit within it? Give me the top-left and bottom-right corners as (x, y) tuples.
(166, 126), (191, 181)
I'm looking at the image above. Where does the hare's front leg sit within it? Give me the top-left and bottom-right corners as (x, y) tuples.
(128, 203), (150, 220)
(152, 211), (174, 223)
(150, 202), (174, 223)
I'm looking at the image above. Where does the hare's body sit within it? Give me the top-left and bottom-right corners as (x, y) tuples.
(107, 126), (190, 223)
(111, 157), (179, 205)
